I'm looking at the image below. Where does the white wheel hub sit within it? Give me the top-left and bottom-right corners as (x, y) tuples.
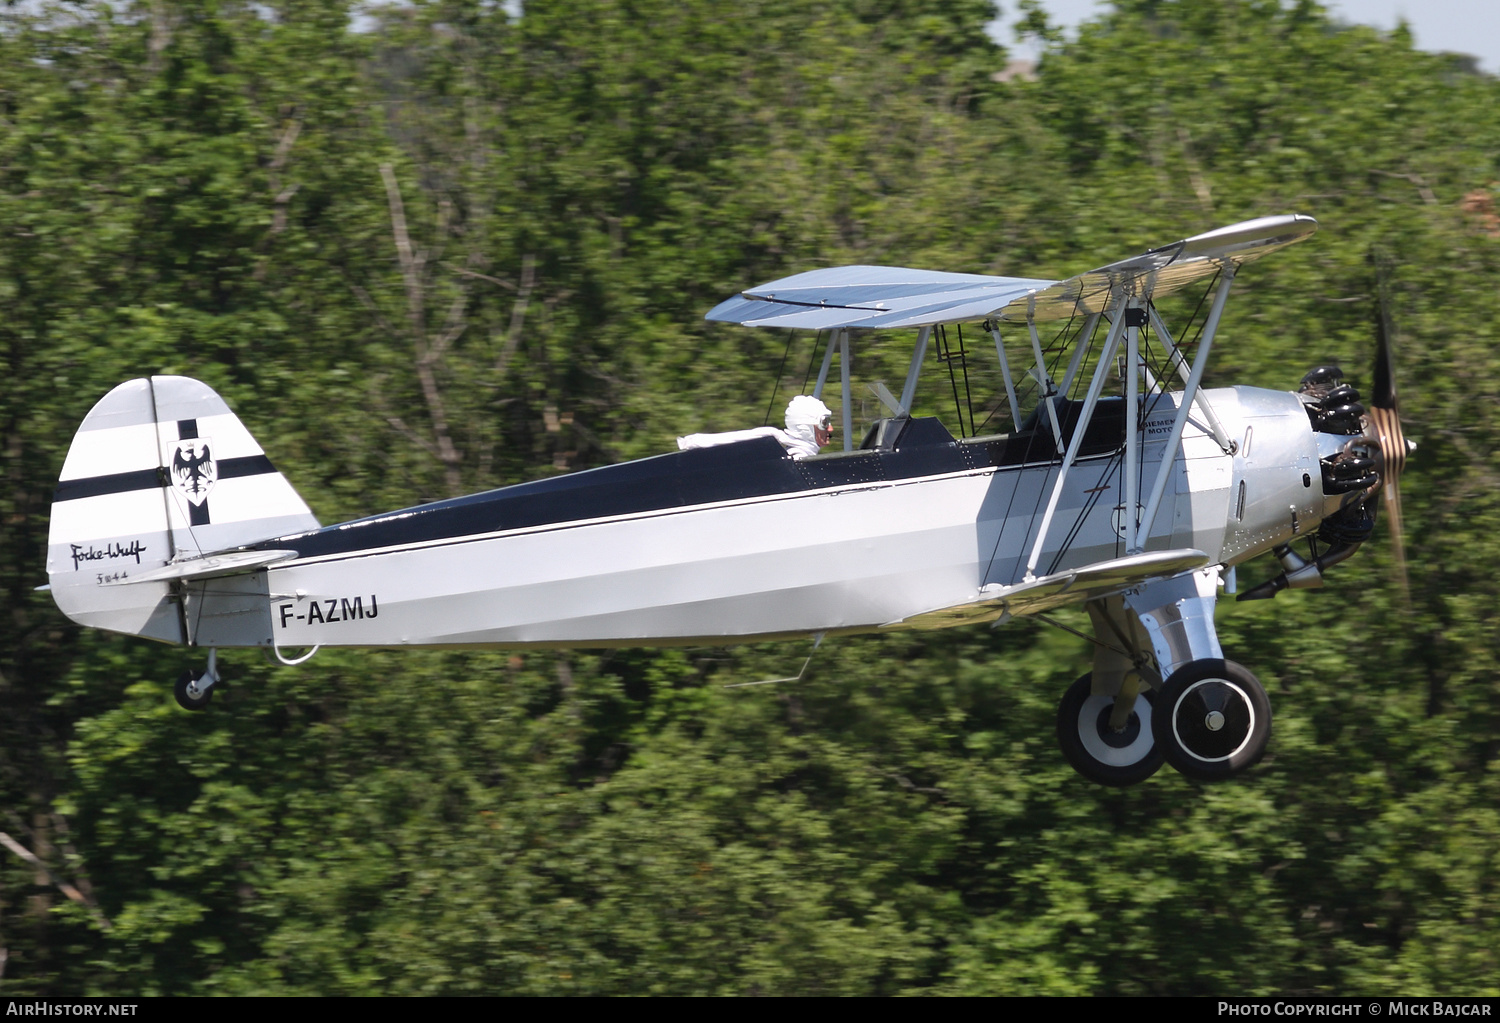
(1077, 692), (1154, 767)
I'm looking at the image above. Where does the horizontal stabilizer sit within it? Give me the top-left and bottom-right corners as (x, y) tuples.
(886, 549), (1211, 630)
(101, 549), (298, 586)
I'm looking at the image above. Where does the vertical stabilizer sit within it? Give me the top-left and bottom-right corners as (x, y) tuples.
(47, 376), (318, 643)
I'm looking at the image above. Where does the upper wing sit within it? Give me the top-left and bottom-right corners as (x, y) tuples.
(707, 214), (1317, 329)
(1019, 213), (1317, 321)
(705, 264), (1056, 331)
(881, 549), (1212, 630)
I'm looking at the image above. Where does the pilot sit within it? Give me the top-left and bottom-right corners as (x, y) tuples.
(677, 394), (834, 459)
(781, 394), (834, 457)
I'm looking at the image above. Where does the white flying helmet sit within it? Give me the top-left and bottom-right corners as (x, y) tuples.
(784, 394), (833, 447)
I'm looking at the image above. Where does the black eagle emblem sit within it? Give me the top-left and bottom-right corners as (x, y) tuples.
(171, 439), (217, 506)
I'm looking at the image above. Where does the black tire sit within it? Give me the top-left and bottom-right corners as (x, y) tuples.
(1056, 672), (1164, 787)
(174, 669), (213, 711)
(1152, 659), (1270, 782)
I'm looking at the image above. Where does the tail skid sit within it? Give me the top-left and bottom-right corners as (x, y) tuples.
(47, 376), (318, 644)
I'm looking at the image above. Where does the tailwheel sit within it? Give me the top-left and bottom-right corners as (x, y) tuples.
(173, 649), (219, 712)
(1056, 672), (1164, 786)
(174, 669), (213, 711)
(1153, 659), (1270, 781)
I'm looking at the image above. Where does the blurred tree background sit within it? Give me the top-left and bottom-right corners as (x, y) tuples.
(2, 0), (1498, 995)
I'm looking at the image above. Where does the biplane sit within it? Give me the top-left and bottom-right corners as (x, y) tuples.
(43, 213), (1409, 785)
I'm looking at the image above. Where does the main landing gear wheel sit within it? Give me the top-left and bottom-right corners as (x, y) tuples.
(1056, 672), (1164, 787)
(174, 669), (213, 711)
(1152, 659), (1271, 782)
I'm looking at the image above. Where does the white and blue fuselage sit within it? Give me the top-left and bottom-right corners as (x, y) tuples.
(164, 386), (1323, 651)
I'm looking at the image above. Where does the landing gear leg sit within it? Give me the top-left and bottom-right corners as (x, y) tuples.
(174, 647), (218, 711)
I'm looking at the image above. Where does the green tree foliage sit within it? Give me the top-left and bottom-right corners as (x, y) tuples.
(2, 0), (1499, 995)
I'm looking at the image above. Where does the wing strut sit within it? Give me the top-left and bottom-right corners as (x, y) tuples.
(1135, 265), (1238, 550)
(810, 327), (855, 451)
(1147, 305), (1236, 455)
(1124, 300), (1143, 553)
(813, 328), (839, 398)
(985, 323), (1023, 430)
(839, 328), (852, 451)
(1026, 294), (1065, 454)
(899, 326), (932, 415)
(1023, 301), (1129, 581)
(1057, 312), (1100, 397)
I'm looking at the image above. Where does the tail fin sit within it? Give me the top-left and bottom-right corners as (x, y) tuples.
(46, 376), (319, 642)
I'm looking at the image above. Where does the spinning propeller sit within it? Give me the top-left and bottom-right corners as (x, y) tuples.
(1239, 253), (1414, 603)
(1362, 258), (1413, 601)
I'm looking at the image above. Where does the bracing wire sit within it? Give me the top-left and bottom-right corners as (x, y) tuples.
(957, 323), (976, 436)
(1138, 270), (1220, 430)
(938, 324), (966, 438)
(1047, 447), (1123, 576)
(763, 330), (799, 426)
(1040, 314), (1119, 575)
(1035, 612), (1131, 657)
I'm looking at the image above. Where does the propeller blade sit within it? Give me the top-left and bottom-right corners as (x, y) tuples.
(1367, 248), (1411, 604)
(1366, 403), (1409, 484)
(1372, 259), (1399, 412)
(1381, 475), (1411, 605)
